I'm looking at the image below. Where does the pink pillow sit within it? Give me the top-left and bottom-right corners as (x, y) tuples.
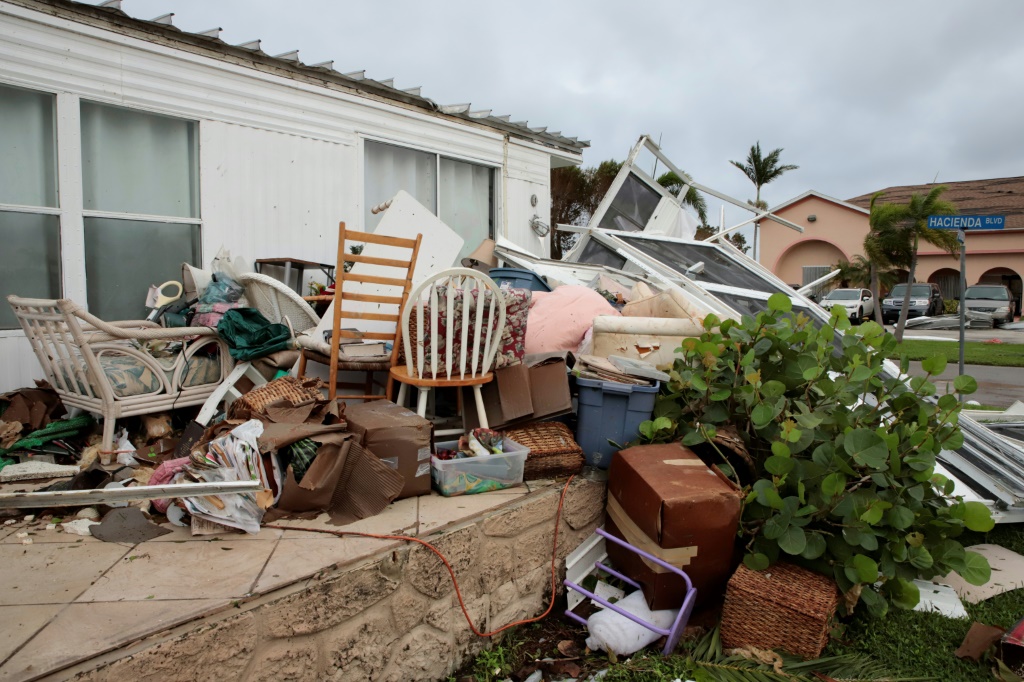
(525, 286), (620, 354)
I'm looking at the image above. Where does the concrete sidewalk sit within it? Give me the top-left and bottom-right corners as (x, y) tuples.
(906, 361), (1024, 408)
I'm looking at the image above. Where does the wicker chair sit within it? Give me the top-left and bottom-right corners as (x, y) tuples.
(7, 295), (232, 461)
(238, 272), (320, 334)
(390, 267), (507, 425)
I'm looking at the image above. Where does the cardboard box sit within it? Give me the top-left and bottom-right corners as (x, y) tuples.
(343, 400), (433, 499)
(606, 443), (742, 610)
(461, 352), (574, 430)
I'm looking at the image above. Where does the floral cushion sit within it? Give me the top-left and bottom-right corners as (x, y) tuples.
(401, 285), (530, 378)
(61, 352), (222, 398)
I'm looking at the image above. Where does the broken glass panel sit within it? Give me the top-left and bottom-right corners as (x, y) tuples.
(597, 173), (662, 232)
(578, 239), (627, 269)
(619, 237), (785, 295)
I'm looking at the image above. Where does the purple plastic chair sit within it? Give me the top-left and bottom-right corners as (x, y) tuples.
(563, 527), (697, 656)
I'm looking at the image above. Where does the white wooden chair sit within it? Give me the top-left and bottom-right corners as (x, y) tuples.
(7, 295), (232, 460)
(389, 267), (507, 426)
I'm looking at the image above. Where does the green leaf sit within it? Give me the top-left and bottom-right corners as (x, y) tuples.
(761, 380), (786, 399)
(852, 554), (879, 583)
(954, 374), (978, 395)
(767, 292), (793, 313)
(821, 473), (846, 498)
(887, 506), (915, 530)
(850, 365), (873, 383)
(778, 526), (807, 555)
(771, 441), (791, 458)
(652, 416), (673, 432)
(802, 366), (819, 381)
(959, 551), (992, 586)
(710, 388), (731, 401)
(801, 532), (827, 560)
(844, 428), (889, 468)
(681, 430), (706, 446)
(860, 586), (889, 618)
(888, 578), (921, 610)
(765, 455), (795, 476)
(751, 403), (775, 427)
(920, 354), (947, 376)
(906, 532), (925, 548)
(638, 421), (654, 439)
(743, 553), (770, 571)
(860, 504), (884, 525)
(690, 375), (708, 392)
(963, 501), (995, 532)
(909, 545), (934, 569)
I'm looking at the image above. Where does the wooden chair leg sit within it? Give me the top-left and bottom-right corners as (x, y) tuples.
(416, 387), (429, 418)
(297, 349), (308, 378)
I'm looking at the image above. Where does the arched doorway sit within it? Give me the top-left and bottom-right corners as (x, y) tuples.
(928, 268), (960, 302)
(978, 267), (1023, 317)
(772, 239), (848, 299)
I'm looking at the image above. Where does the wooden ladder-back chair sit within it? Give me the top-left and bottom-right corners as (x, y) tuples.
(389, 267), (507, 425)
(297, 221), (422, 400)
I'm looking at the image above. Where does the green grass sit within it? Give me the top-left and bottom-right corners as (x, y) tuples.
(887, 340), (1024, 368)
(827, 524), (1024, 682)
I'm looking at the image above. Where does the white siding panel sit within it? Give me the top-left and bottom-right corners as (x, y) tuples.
(200, 121), (355, 291)
(0, 335), (45, 391)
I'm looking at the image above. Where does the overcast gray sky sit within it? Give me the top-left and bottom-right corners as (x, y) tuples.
(124, 0), (1024, 225)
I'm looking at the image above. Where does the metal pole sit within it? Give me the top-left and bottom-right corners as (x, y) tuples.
(958, 229), (966, 383)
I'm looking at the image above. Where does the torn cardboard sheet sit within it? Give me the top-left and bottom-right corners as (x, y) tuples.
(913, 580), (968, 619)
(956, 622), (1005, 661)
(941, 544), (1024, 604)
(0, 383), (66, 431)
(344, 400), (433, 500)
(269, 431), (403, 525)
(90, 507), (172, 544)
(461, 351), (574, 430)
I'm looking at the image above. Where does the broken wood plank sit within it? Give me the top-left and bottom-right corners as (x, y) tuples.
(0, 481), (263, 509)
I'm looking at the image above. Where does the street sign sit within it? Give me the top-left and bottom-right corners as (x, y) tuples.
(928, 215), (1005, 230)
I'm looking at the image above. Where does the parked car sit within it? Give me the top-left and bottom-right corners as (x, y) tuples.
(820, 288), (874, 322)
(962, 284), (1017, 325)
(881, 283), (944, 324)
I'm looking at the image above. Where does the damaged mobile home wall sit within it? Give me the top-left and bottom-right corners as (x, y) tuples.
(0, 0), (583, 393)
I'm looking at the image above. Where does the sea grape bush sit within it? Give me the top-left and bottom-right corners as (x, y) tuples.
(638, 293), (992, 616)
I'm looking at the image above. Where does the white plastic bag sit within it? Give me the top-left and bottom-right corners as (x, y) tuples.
(113, 428), (138, 467)
(585, 590), (679, 657)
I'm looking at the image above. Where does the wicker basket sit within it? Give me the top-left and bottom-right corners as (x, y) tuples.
(720, 562), (839, 659)
(228, 376), (325, 418)
(502, 422), (584, 479)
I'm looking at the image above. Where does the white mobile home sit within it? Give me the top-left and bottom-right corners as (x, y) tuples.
(0, 0), (586, 392)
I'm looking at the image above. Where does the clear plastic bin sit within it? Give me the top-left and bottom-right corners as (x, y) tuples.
(431, 437), (529, 496)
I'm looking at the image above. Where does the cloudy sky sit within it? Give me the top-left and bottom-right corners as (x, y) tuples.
(124, 0), (1024, 225)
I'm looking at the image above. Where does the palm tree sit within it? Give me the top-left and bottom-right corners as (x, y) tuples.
(863, 192), (912, 324)
(656, 170), (709, 225)
(835, 255), (872, 289)
(729, 142), (799, 261)
(888, 186), (959, 341)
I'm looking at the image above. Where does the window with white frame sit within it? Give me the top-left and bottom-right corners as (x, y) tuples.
(0, 84), (61, 329)
(364, 140), (494, 262)
(80, 101), (201, 321)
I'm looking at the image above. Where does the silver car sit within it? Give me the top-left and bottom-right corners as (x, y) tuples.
(962, 285), (1016, 325)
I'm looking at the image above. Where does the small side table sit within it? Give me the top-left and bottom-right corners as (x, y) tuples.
(254, 258), (336, 294)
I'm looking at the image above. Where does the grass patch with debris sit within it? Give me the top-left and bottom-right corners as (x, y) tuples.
(887, 340), (1024, 368)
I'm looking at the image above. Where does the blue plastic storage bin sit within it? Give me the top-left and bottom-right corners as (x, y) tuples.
(575, 378), (660, 469)
(488, 267), (552, 292)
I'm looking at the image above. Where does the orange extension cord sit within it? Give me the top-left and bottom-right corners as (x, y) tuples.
(266, 474), (575, 639)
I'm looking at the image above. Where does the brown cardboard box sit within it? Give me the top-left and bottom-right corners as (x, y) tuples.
(343, 400), (433, 499)
(461, 352), (574, 430)
(606, 443), (742, 610)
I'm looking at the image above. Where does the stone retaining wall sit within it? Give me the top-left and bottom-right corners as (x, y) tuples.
(70, 478), (606, 682)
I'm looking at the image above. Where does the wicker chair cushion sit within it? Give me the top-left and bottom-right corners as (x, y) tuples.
(63, 352), (221, 398)
(301, 348), (391, 372)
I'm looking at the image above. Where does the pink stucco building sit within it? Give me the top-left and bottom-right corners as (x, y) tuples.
(761, 177), (1024, 311)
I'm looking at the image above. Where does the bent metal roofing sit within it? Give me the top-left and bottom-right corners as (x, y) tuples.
(14, 0), (589, 155)
(848, 176), (1024, 230)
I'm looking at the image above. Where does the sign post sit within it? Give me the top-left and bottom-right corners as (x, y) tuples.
(957, 230), (966, 384)
(928, 215), (1003, 390)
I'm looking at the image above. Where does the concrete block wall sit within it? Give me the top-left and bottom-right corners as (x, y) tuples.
(70, 478), (606, 682)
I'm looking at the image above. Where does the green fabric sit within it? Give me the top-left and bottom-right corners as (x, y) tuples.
(217, 308), (294, 361)
(285, 438), (319, 484)
(0, 415), (94, 457)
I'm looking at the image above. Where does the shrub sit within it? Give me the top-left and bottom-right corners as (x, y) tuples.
(639, 295), (992, 617)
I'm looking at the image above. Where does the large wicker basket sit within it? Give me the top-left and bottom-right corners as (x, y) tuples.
(502, 422), (584, 479)
(720, 562), (839, 659)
